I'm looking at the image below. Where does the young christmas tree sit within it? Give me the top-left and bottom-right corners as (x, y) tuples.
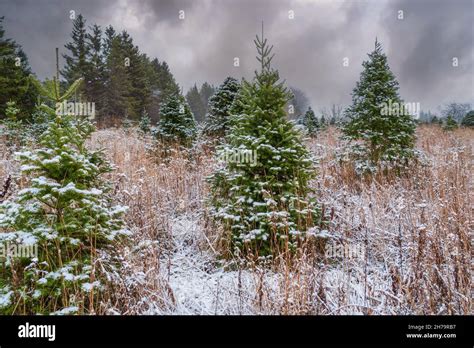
(208, 29), (322, 257)
(139, 109), (151, 134)
(341, 39), (416, 173)
(156, 93), (196, 146)
(299, 106), (319, 136)
(431, 115), (440, 125)
(461, 110), (474, 127)
(204, 77), (241, 137)
(320, 114), (327, 127)
(443, 114), (458, 131)
(0, 100), (27, 148)
(0, 76), (129, 314)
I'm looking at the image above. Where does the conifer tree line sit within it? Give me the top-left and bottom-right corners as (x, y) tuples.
(60, 14), (181, 124)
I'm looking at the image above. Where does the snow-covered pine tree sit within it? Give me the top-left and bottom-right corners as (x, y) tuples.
(204, 77), (241, 137)
(299, 106), (319, 136)
(342, 39), (416, 173)
(208, 31), (322, 257)
(156, 93), (196, 146)
(0, 76), (128, 314)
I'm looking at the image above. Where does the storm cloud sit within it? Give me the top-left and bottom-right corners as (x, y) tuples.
(1, 0), (472, 111)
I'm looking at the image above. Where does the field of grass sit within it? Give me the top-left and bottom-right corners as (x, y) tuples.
(1, 125), (472, 314)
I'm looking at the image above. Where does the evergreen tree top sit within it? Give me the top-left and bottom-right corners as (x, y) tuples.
(254, 23), (275, 73)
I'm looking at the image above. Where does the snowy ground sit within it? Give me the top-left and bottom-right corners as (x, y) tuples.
(163, 214), (265, 314)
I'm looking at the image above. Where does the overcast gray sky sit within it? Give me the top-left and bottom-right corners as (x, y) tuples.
(1, 0), (472, 111)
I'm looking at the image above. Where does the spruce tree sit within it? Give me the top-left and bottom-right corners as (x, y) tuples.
(320, 115), (327, 130)
(103, 36), (132, 119)
(0, 100), (28, 147)
(118, 31), (151, 119)
(186, 84), (206, 123)
(342, 39), (416, 172)
(62, 14), (90, 95)
(153, 60), (180, 100)
(199, 82), (215, 118)
(204, 77), (241, 137)
(85, 24), (106, 116)
(0, 17), (37, 118)
(147, 59), (180, 122)
(156, 93), (196, 146)
(461, 111), (474, 127)
(443, 115), (458, 131)
(103, 25), (116, 58)
(288, 87), (310, 120)
(208, 32), (321, 257)
(299, 106), (319, 136)
(139, 109), (151, 134)
(0, 76), (128, 314)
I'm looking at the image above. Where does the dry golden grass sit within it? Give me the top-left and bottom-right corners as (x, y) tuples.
(1, 125), (472, 314)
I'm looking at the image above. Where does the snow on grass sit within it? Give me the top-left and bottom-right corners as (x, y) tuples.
(85, 126), (474, 315)
(158, 214), (275, 315)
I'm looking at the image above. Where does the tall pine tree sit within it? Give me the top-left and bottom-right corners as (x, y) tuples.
(62, 14), (90, 98)
(186, 84), (206, 123)
(147, 59), (180, 122)
(102, 36), (132, 119)
(85, 24), (106, 116)
(199, 82), (215, 119)
(0, 17), (37, 118)
(118, 31), (151, 119)
(342, 39), (416, 173)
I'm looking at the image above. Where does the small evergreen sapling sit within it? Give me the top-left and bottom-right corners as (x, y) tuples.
(156, 93), (196, 146)
(0, 77), (129, 314)
(299, 106), (319, 136)
(139, 109), (151, 134)
(460, 111), (474, 128)
(443, 115), (458, 131)
(341, 39), (416, 174)
(0, 101), (28, 147)
(208, 31), (323, 257)
(204, 77), (241, 137)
